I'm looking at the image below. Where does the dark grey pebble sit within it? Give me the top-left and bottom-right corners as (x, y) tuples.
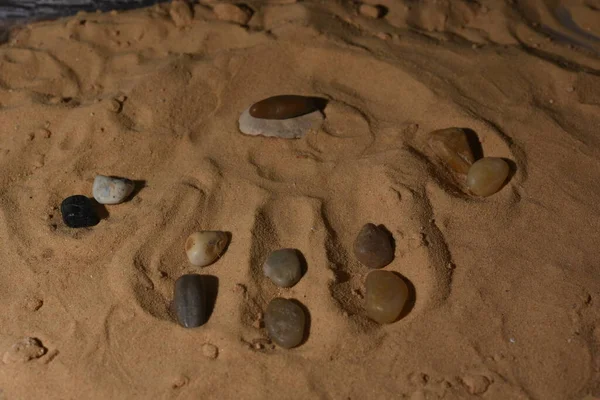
(174, 274), (207, 328)
(60, 195), (99, 228)
(263, 248), (303, 288)
(353, 223), (394, 269)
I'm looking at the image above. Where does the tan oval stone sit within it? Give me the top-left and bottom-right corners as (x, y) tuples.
(428, 128), (475, 175)
(365, 270), (409, 324)
(185, 231), (229, 267)
(466, 157), (510, 197)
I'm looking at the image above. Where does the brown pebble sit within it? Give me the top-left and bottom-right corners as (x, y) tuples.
(202, 343), (218, 359)
(37, 128), (51, 138)
(23, 297), (43, 312)
(106, 99), (122, 113)
(171, 375), (189, 389)
(359, 4), (383, 18)
(26, 132), (35, 141)
(466, 157), (510, 197)
(353, 223), (394, 269)
(2, 337), (47, 364)
(428, 127), (475, 175)
(249, 95), (322, 120)
(169, 0), (193, 27)
(365, 270), (409, 324)
(461, 374), (491, 395)
(212, 4), (252, 25)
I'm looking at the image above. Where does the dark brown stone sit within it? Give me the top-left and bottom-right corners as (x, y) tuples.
(353, 223), (394, 269)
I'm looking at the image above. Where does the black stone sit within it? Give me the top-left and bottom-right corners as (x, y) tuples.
(174, 274), (207, 328)
(60, 195), (99, 228)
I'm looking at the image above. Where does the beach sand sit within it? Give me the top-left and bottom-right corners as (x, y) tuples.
(0, 0), (599, 398)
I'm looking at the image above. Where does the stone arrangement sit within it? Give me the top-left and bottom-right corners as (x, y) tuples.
(55, 95), (517, 348)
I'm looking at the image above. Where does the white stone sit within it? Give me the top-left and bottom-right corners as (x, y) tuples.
(185, 231), (229, 267)
(93, 175), (135, 205)
(238, 107), (324, 139)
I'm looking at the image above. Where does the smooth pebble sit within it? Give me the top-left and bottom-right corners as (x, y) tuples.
(353, 223), (394, 269)
(2, 337), (46, 364)
(263, 248), (303, 288)
(466, 157), (510, 197)
(264, 298), (306, 349)
(249, 95), (321, 120)
(365, 270), (409, 324)
(185, 231), (228, 267)
(174, 274), (207, 328)
(61, 195), (99, 228)
(428, 127), (475, 175)
(238, 106), (324, 139)
(93, 175), (135, 205)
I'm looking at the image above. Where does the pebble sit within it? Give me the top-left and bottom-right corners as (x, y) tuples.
(263, 248), (303, 288)
(249, 95), (322, 120)
(201, 343), (218, 359)
(185, 231), (229, 267)
(264, 298), (306, 349)
(466, 157), (510, 197)
(212, 4), (253, 25)
(239, 104), (324, 139)
(2, 337), (46, 364)
(461, 374), (491, 395)
(353, 223), (394, 269)
(359, 4), (383, 19)
(92, 175), (135, 205)
(365, 270), (409, 324)
(428, 128), (475, 175)
(174, 274), (207, 328)
(60, 195), (100, 228)
(169, 0), (193, 27)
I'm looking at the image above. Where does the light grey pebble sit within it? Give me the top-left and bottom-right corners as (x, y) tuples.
(238, 107), (324, 139)
(93, 175), (135, 205)
(263, 248), (303, 288)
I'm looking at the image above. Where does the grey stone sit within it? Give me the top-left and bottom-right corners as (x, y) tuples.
(93, 175), (135, 205)
(264, 298), (306, 349)
(238, 106), (324, 139)
(263, 248), (303, 288)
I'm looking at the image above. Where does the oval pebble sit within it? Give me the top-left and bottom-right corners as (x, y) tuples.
(249, 95), (321, 120)
(264, 298), (306, 349)
(365, 270), (409, 324)
(93, 175), (135, 205)
(353, 223), (394, 269)
(185, 231), (229, 267)
(263, 248), (303, 288)
(60, 195), (99, 228)
(174, 274), (207, 328)
(466, 157), (510, 197)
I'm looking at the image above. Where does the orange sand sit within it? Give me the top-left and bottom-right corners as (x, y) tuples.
(0, 0), (599, 399)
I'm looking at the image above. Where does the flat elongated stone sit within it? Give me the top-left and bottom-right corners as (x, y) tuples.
(238, 107), (324, 139)
(353, 223), (394, 269)
(263, 248), (303, 288)
(249, 95), (321, 120)
(174, 274), (207, 328)
(264, 298), (306, 349)
(60, 195), (99, 228)
(185, 231), (229, 267)
(93, 175), (135, 205)
(428, 128), (475, 175)
(466, 157), (510, 197)
(365, 270), (409, 324)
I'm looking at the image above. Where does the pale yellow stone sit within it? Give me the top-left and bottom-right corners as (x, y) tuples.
(466, 157), (510, 197)
(428, 128), (475, 175)
(185, 231), (228, 267)
(365, 270), (409, 324)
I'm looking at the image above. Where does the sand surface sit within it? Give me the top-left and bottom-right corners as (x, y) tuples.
(0, 0), (599, 399)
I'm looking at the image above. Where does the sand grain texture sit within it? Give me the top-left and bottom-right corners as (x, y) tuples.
(0, 0), (599, 399)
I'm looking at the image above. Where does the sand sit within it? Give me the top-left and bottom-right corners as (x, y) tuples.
(0, 0), (599, 399)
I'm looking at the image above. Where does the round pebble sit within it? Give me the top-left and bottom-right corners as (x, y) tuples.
(263, 248), (303, 288)
(185, 231), (229, 267)
(264, 298), (306, 349)
(353, 223), (394, 269)
(93, 175), (135, 205)
(365, 270), (409, 324)
(61, 195), (99, 228)
(466, 157), (510, 197)
(201, 343), (218, 359)
(174, 274), (207, 328)
(2, 337), (46, 364)
(428, 127), (475, 175)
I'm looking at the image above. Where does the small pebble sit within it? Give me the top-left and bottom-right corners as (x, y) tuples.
(461, 375), (491, 395)
(365, 270), (409, 324)
(264, 298), (306, 349)
(60, 195), (100, 228)
(239, 106), (324, 139)
(353, 223), (394, 269)
(428, 128), (475, 175)
(2, 337), (46, 364)
(174, 274), (207, 328)
(93, 175), (135, 205)
(249, 95), (322, 120)
(359, 4), (384, 19)
(37, 128), (51, 138)
(185, 231), (229, 267)
(201, 343), (218, 359)
(263, 248), (303, 288)
(466, 157), (510, 197)
(169, 0), (193, 27)
(105, 98), (122, 113)
(212, 4), (252, 25)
